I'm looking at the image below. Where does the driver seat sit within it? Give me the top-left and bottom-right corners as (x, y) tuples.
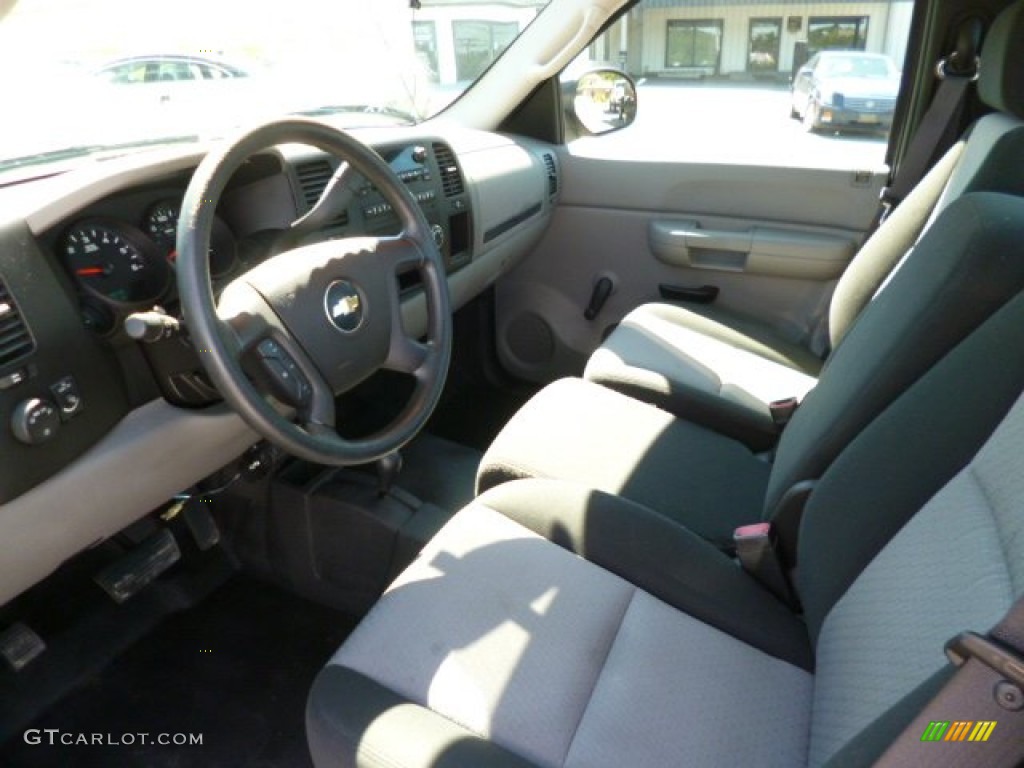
(306, 274), (1024, 766)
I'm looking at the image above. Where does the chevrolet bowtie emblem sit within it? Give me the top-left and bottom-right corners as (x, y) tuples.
(324, 280), (365, 333)
(331, 294), (360, 318)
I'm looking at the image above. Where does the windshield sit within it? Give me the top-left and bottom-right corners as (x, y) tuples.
(821, 55), (895, 78)
(0, 0), (549, 176)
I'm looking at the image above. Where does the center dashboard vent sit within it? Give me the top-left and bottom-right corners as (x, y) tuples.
(0, 278), (35, 367)
(295, 158), (349, 227)
(541, 152), (558, 197)
(432, 142), (465, 197)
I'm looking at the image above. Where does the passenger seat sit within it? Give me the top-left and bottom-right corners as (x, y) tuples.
(584, 6), (1024, 450)
(478, 191), (1024, 550)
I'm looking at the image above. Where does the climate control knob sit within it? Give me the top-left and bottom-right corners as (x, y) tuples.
(11, 398), (60, 445)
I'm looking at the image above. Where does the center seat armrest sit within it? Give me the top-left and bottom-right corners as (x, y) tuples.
(476, 378), (771, 548)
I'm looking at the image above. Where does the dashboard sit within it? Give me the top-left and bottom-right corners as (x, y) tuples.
(0, 125), (559, 606)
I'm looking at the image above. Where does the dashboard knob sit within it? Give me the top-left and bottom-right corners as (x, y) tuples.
(411, 145), (428, 164)
(430, 224), (445, 248)
(11, 398), (61, 445)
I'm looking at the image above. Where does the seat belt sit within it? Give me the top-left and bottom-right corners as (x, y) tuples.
(875, 595), (1024, 766)
(873, 18), (984, 229)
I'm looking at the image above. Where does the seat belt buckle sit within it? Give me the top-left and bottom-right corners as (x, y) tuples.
(769, 397), (800, 428)
(733, 522), (799, 609)
(878, 186), (898, 224)
(946, 631), (1024, 688)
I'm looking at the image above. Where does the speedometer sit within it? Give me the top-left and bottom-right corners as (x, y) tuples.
(62, 220), (169, 305)
(144, 200), (237, 278)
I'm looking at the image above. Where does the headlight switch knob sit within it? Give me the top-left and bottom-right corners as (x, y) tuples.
(11, 398), (61, 445)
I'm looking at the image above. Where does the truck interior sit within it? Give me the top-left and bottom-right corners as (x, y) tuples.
(1, 0), (1024, 765)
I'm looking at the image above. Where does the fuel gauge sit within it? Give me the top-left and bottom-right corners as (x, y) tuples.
(144, 200), (237, 278)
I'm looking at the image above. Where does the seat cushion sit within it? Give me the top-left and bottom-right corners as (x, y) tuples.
(308, 495), (814, 768)
(476, 377), (771, 547)
(585, 302), (821, 449)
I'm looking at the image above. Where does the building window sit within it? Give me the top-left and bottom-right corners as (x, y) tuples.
(748, 18), (781, 73)
(453, 20), (519, 82)
(413, 21), (439, 83)
(665, 19), (723, 74)
(807, 16), (869, 53)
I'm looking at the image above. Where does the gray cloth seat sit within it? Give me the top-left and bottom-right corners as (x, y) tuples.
(307, 277), (1024, 768)
(479, 192), (1024, 548)
(585, 301), (823, 448)
(584, 9), (1024, 449)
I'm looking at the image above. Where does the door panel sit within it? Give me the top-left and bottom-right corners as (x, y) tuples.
(495, 156), (884, 382)
(493, 0), (910, 383)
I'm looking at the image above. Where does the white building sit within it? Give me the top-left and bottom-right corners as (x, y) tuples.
(591, 0), (914, 80)
(410, 1), (547, 85)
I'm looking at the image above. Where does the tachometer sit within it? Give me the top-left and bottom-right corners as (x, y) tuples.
(62, 220), (169, 305)
(144, 200), (237, 277)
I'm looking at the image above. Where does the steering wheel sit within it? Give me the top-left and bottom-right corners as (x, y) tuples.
(176, 118), (452, 466)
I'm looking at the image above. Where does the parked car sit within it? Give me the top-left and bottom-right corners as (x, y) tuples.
(790, 50), (901, 133)
(89, 54), (270, 137)
(607, 77), (636, 120)
(93, 54), (251, 85)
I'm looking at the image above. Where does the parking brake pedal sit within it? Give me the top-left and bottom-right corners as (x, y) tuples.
(94, 528), (181, 603)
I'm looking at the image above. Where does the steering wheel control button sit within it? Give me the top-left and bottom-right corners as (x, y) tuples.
(11, 398), (60, 445)
(50, 375), (84, 419)
(324, 280), (365, 333)
(257, 338), (285, 359)
(256, 340), (310, 407)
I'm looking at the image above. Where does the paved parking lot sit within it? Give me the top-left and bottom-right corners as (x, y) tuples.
(4, 78), (890, 176)
(582, 80), (890, 171)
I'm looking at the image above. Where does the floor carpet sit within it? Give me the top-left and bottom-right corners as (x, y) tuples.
(0, 577), (356, 768)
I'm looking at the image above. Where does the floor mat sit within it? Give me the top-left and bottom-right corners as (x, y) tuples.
(0, 577), (356, 768)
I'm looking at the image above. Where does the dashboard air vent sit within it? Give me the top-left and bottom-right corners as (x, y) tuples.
(295, 158), (349, 227)
(542, 153), (558, 197)
(432, 143), (465, 197)
(296, 159), (332, 209)
(0, 278), (35, 367)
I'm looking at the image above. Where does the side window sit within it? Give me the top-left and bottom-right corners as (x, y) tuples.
(151, 60), (193, 82)
(579, 0), (913, 170)
(102, 63), (147, 84)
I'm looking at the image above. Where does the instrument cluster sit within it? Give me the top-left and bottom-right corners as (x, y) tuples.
(59, 199), (237, 308)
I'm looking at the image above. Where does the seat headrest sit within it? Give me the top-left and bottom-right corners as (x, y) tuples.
(979, 0), (1024, 117)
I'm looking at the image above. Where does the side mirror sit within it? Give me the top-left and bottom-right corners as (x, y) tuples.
(562, 68), (637, 136)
